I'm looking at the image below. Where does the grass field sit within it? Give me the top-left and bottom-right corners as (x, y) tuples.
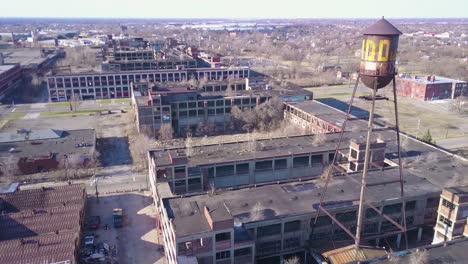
(97, 99), (113, 105)
(306, 85), (467, 142)
(114, 98), (131, 104)
(40, 109), (100, 117)
(47, 102), (70, 107)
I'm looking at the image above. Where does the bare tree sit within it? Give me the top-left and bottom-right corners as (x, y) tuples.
(158, 124), (174, 141)
(185, 132), (193, 157)
(312, 133), (326, 146)
(197, 121), (217, 136)
(409, 249), (429, 264)
(132, 133), (153, 171)
(320, 165), (332, 181)
(250, 202), (265, 221)
(0, 156), (19, 179)
(70, 94), (80, 112)
(449, 96), (467, 114)
(284, 256), (301, 264)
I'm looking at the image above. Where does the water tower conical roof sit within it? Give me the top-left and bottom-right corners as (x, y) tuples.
(363, 17), (402, 35)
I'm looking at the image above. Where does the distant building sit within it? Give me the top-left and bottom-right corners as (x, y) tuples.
(0, 184), (86, 264)
(0, 63), (22, 96)
(47, 67), (250, 102)
(101, 46), (197, 72)
(1, 48), (63, 75)
(396, 75), (468, 101)
(0, 129), (95, 175)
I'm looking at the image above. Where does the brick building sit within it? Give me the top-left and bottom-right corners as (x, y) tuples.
(0, 129), (95, 175)
(396, 75), (467, 101)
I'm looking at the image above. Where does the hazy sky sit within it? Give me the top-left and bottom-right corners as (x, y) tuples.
(1, 0), (467, 19)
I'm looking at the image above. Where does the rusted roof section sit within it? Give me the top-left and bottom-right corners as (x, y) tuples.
(322, 245), (388, 264)
(0, 203), (82, 241)
(0, 184), (86, 213)
(0, 231), (77, 264)
(363, 18), (402, 35)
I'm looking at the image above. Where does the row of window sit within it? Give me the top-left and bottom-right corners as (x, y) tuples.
(176, 97), (262, 109)
(256, 220), (301, 238)
(441, 199), (456, 210)
(312, 201), (419, 227)
(207, 155), (324, 178)
(48, 70), (249, 88)
(439, 215), (453, 226)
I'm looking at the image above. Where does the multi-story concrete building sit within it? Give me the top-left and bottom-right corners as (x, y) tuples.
(153, 166), (439, 264)
(47, 67), (250, 101)
(432, 186), (468, 244)
(132, 80), (255, 136)
(148, 98), (468, 264)
(102, 47), (197, 72)
(132, 79), (313, 136)
(396, 75), (467, 101)
(284, 101), (343, 134)
(0, 63), (22, 96)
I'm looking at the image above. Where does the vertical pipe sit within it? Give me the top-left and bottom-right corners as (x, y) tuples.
(392, 77), (408, 249)
(355, 81), (378, 253)
(312, 76), (360, 227)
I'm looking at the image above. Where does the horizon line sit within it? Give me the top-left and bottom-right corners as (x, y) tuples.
(1, 16), (467, 20)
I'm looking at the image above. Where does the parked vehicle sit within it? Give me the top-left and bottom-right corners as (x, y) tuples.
(86, 216), (101, 229)
(113, 208), (123, 228)
(84, 235), (95, 248)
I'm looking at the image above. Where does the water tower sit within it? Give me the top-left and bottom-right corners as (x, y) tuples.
(360, 17), (401, 89)
(311, 18), (408, 261)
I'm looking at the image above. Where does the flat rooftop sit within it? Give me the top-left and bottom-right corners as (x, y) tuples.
(1, 49), (57, 69)
(0, 64), (18, 74)
(0, 129), (95, 160)
(286, 101), (350, 129)
(163, 169), (440, 237)
(398, 75), (465, 85)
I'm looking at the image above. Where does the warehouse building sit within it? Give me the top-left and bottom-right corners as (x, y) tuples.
(47, 67), (250, 101)
(0, 184), (86, 264)
(0, 129), (95, 175)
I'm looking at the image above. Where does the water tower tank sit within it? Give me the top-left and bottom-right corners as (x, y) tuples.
(359, 17), (402, 89)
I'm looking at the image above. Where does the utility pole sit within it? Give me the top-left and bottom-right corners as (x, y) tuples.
(64, 154), (69, 183)
(91, 175), (99, 204)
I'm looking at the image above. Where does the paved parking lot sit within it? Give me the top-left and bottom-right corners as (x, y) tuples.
(85, 191), (165, 264)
